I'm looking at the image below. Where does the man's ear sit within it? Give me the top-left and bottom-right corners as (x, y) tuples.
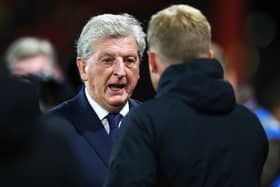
(147, 50), (158, 74)
(208, 50), (214, 59)
(76, 57), (88, 81)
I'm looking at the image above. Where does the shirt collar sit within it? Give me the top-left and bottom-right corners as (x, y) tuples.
(85, 87), (129, 120)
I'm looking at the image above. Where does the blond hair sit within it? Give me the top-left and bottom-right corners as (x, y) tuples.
(147, 4), (211, 64)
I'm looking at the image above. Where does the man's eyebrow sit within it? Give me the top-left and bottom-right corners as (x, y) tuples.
(98, 51), (139, 59)
(99, 52), (114, 57)
(97, 53), (115, 60)
(124, 53), (139, 58)
(124, 56), (137, 59)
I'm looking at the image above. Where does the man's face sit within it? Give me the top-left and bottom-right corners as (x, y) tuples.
(13, 55), (53, 76)
(78, 36), (140, 112)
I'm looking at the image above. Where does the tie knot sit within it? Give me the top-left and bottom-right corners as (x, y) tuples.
(107, 113), (123, 129)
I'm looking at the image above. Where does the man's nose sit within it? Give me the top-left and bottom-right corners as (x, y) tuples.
(113, 59), (126, 76)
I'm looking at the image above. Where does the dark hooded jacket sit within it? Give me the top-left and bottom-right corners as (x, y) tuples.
(105, 58), (268, 187)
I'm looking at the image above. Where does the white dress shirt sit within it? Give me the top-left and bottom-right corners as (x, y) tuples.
(85, 87), (129, 134)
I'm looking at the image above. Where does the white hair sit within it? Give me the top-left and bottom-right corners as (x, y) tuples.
(76, 13), (146, 61)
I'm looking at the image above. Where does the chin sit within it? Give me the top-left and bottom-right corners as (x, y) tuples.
(108, 96), (128, 106)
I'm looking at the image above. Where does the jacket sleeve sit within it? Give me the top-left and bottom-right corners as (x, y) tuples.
(104, 109), (157, 187)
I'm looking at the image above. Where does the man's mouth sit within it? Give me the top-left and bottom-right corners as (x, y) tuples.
(108, 83), (126, 91)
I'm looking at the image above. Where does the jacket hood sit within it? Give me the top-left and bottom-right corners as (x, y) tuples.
(156, 58), (236, 113)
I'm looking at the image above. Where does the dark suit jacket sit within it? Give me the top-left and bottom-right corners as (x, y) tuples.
(46, 88), (140, 187)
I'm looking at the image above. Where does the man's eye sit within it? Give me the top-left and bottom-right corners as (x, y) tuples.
(102, 58), (114, 64)
(124, 57), (137, 66)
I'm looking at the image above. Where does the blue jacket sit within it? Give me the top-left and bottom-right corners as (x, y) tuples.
(46, 88), (140, 187)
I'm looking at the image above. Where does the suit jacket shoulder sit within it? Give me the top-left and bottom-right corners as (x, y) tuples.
(43, 89), (141, 187)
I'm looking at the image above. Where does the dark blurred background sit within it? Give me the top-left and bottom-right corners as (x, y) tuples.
(0, 0), (279, 101)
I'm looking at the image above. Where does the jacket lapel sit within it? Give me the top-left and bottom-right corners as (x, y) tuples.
(65, 89), (141, 167)
(66, 89), (112, 167)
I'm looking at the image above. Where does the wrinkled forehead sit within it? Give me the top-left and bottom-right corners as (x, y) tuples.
(91, 35), (139, 56)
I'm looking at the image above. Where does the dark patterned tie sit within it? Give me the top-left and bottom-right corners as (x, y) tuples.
(107, 113), (123, 139)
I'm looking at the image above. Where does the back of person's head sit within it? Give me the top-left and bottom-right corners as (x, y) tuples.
(76, 13), (146, 61)
(147, 4), (211, 65)
(5, 36), (58, 76)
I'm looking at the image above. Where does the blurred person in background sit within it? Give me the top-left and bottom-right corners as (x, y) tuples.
(105, 4), (268, 187)
(0, 72), (79, 187)
(45, 13), (145, 187)
(252, 51), (280, 187)
(211, 42), (255, 107)
(211, 42), (238, 93)
(4, 36), (73, 112)
(213, 41), (280, 187)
